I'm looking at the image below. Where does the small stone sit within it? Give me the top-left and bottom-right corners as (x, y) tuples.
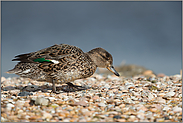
(1, 117), (8, 122)
(136, 105), (148, 112)
(165, 91), (175, 97)
(25, 115), (30, 120)
(78, 118), (87, 122)
(129, 115), (136, 121)
(35, 97), (49, 106)
(1, 77), (6, 82)
(62, 119), (70, 122)
(6, 103), (14, 111)
(106, 99), (114, 104)
(50, 104), (59, 108)
(114, 100), (122, 106)
(126, 85), (135, 89)
(98, 102), (106, 107)
(123, 98), (133, 104)
(149, 85), (159, 91)
(103, 84), (110, 89)
(18, 91), (33, 96)
(10, 90), (20, 95)
(158, 93), (166, 97)
(116, 119), (126, 122)
(157, 73), (165, 78)
(143, 70), (153, 76)
(48, 97), (56, 101)
(15, 100), (25, 108)
(148, 93), (154, 100)
(113, 115), (122, 119)
(121, 90), (128, 93)
(29, 116), (38, 120)
(73, 100), (87, 107)
(108, 111), (118, 115)
(137, 112), (145, 120)
(119, 86), (125, 91)
(149, 108), (158, 112)
(69, 98), (88, 107)
(156, 97), (166, 104)
(93, 95), (100, 102)
(173, 106), (182, 113)
(163, 106), (171, 111)
(42, 111), (52, 120)
(156, 118), (165, 122)
(81, 108), (91, 116)
(3, 86), (15, 91)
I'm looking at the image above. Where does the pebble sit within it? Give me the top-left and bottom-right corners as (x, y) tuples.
(15, 100), (25, 107)
(98, 102), (106, 107)
(163, 106), (171, 111)
(1, 76), (6, 81)
(116, 119), (126, 122)
(18, 91), (33, 96)
(165, 91), (175, 97)
(6, 103), (15, 111)
(156, 118), (165, 122)
(137, 112), (145, 120)
(157, 73), (165, 77)
(47, 97), (56, 101)
(70, 99), (88, 107)
(42, 111), (53, 120)
(172, 106), (182, 113)
(34, 97), (49, 106)
(50, 104), (59, 108)
(2, 86), (15, 91)
(143, 70), (154, 76)
(148, 93), (154, 100)
(113, 115), (122, 119)
(156, 97), (166, 104)
(108, 111), (118, 115)
(123, 98), (133, 104)
(81, 109), (91, 116)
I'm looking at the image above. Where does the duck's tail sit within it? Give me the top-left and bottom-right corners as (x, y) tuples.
(6, 68), (21, 74)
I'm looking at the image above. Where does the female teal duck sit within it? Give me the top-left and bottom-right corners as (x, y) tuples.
(7, 44), (120, 93)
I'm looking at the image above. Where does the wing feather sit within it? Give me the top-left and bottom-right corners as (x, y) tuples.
(12, 44), (84, 63)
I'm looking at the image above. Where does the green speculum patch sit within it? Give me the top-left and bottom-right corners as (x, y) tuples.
(33, 58), (52, 63)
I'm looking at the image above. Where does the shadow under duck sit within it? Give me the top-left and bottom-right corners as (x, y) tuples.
(7, 44), (120, 93)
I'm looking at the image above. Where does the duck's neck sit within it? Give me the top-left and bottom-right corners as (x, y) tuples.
(85, 52), (97, 66)
(86, 49), (105, 68)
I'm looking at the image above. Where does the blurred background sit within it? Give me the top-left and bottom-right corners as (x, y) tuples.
(1, 1), (182, 78)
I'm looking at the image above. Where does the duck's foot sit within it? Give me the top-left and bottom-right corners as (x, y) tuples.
(61, 82), (87, 92)
(51, 80), (61, 94)
(51, 90), (60, 94)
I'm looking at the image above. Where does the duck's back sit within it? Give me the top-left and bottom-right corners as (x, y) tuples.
(8, 44), (97, 83)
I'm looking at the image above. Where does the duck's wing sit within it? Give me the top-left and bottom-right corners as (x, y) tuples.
(12, 44), (84, 64)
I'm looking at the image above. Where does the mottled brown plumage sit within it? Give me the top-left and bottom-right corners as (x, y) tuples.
(7, 44), (119, 93)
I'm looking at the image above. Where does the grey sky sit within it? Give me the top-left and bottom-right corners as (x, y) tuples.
(2, 1), (182, 78)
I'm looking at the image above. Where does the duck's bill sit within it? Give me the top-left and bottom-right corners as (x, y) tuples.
(107, 66), (120, 77)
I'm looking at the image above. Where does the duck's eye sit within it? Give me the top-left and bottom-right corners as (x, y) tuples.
(105, 52), (110, 58)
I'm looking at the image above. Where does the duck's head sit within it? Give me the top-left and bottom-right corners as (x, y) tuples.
(87, 48), (120, 77)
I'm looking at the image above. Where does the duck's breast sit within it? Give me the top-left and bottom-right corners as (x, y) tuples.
(51, 54), (97, 83)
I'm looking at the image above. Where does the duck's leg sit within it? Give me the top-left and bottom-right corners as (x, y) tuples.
(52, 79), (61, 94)
(52, 79), (56, 93)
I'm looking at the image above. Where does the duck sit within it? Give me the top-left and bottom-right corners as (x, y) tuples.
(7, 44), (120, 93)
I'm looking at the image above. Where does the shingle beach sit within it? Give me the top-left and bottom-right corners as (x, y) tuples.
(1, 70), (182, 122)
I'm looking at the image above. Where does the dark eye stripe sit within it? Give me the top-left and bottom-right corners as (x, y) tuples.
(105, 52), (110, 58)
(99, 53), (109, 60)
